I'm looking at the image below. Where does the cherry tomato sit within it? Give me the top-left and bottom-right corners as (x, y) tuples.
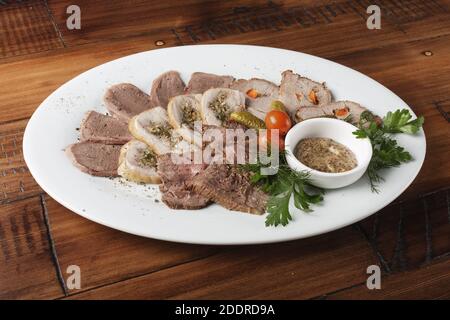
(265, 110), (292, 136)
(258, 129), (285, 151)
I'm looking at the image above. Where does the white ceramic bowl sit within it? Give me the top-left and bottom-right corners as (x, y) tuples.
(285, 118), (373, 189)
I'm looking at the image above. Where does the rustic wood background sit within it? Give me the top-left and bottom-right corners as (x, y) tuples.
(0, 0), (449, 300)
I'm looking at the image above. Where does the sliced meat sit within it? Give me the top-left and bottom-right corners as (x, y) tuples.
(150, 71), (185, 108)
(128, 107), (197, 155)
(200, 88), (246, 126)
(321, 100), (381, 125)
(157, 153), (210, 210)
(185, 72), (234, 94)
(230, 78), (279, 120)
(160, 184), (210, 210)
(66, 142), (121, 177)
(118, 140), (161, 184)
(103, 83), (152, 122)
(295, 107), (326, 122)
(167, 94), (203, 146)
(190, 164), (268, 215)
(79, 111), (132, 144)
(296, 100), (380, 125)
(279, 70), (332, 118)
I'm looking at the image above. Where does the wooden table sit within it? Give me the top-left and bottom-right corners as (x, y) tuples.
(0, 0), (449, 300)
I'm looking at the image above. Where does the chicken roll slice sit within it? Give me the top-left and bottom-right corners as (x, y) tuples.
(129, 107), (197, 155)
(118, 140), (161, 184)
(167, 94), (203, 146)
(200, 88), (246, 126)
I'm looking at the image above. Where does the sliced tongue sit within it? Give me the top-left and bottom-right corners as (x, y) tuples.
(185, 72), (234, 94)
(149, 71), (185, 108)
(104, 83), (152, 122)
(79, 111), (132, 144)
(66, 142), (121, 177)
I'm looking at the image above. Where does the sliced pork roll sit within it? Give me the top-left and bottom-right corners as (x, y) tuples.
(200, 88), (246, 126)
(295, 100), (380, 126)
(279, 70), (332, 118)
(118, 140), (161, 184)
(149, 71), (185, 108)
(167, 94), (203, 146)
(129, 107), (196, 155)
(185, 72), (234, 94)
(104, 83), (153, 122)
(230, 78), (279, 120)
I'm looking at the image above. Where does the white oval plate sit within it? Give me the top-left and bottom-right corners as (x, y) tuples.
(23, 45), (426, 245)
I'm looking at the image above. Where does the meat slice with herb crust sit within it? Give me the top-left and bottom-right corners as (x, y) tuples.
(157, 153), (210, 210)
(80, 111), (132, 144)
(185, 72), (234, 94)
(189, 164), (268, 215)
(150, 71), (185, 108)
(200, 88), (245, 126)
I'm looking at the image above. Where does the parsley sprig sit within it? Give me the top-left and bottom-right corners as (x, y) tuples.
(243, 153), (324, 227)
(353, 109), (424, 192)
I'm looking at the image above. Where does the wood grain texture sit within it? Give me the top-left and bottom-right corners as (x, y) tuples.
(66, 226), (376, 299)
(44, 196), (218, 295)
(358, 188), (450, 272)
(0, 119), (42, 204)
(0, 196), (63, 299)
(0, 0), (63, 58)
(325, 257), (450, 299)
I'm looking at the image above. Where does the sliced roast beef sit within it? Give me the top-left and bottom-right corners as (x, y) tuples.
(79, 111), (132, 144)
(279, 70), (332, 118)
(66, 142), (121, 177)
(157, 153), (210, 210)
(185, 72), (234, 94)
(104, 83), (152, 122)
(150, 71), (185, 108)
(230, 78), (279, 120)
(159, 183), (210, 210)
(189, 164), (268, 215)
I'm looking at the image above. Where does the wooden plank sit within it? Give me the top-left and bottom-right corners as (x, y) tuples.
(44, 0), (450, 55)
(46, 0), (301, 46)
(44, 196), (218, 295)
(358, 188), (450, 272)
(325, 257), (450, 299)
(0, 119), (42, 204)
(0, 196), (63, 299)
(0, 3), (449, 124)
(66, 226), (377, 299)
(0, 0), (63, 58)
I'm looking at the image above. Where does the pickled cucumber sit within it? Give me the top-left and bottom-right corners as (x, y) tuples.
(230, 111), (266, 129)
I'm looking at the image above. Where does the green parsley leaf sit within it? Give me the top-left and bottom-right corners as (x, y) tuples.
(383, 109), (424, 134)
(242, 155), (324, 227)
(353, 108), (423, 192)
